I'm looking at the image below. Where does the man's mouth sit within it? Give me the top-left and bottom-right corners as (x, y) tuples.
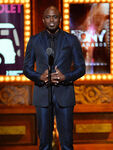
(49, 23), (55, 27)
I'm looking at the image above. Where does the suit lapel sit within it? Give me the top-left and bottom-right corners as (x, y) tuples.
(38, 31), (48, 65)
(54, 30), (65, 65)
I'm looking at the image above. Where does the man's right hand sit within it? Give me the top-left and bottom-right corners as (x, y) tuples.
(40, 69), (48, 84)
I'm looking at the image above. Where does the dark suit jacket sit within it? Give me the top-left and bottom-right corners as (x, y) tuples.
(23, 29), (85, 107)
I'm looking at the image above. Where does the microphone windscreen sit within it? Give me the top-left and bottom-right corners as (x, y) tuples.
(46, 48), (54, 56)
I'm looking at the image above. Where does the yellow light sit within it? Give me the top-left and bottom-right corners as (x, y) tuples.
(69, 0), (73, 2)
(111, 14), (113, 19)
(10, 0), (14, 3)
(0, 76), (4, 82)
(86, 75), (91, 80)
(64, 26), (69, 30)
(4, 0), (9, 3)
(111, 36), (113, 41)
(111, 42), (113, 47)
(111, 31), (113, 35)
(25, 37), (30, 42)
(5, 76), (10, 81)
(97, 75), (101, 80)
(16, 76), (21, 81)
(74, 0), (79, 2)
(21, 76), (26, 81)
(64, 9), (69, 13)
(15, 0), (20, 3)
(64, 15), (69, 19)
(84, 0), (89, 2)
(102, 75), (107, 80)
(111, 53), (113, 58)
(25, 3), (30, 8)
(110, 9), (113, 13)
(25, 15), (30, 19)
(64, 3), (69, 8)
(111, 64), (113, 69)
(25, 9), (30, 14)
(95, 0), (100, 2)
(0, 0), (3, 3)
(80, 76), (85, 80)
(64, 20), (69, 25)
(90, 0), (95, 2)
(64, 0), (69, 2)
(79, 0), (84, 2)
(11, 76), (15, 81)
(25, 26), (30, 30)
(25, 20), (30, 25)
(25, 32), (30, 36)
(20, 0), (25, 3)
(25, 0), (30, 2)
(91, 75), (96, 80)
(108, 75), (113, 80)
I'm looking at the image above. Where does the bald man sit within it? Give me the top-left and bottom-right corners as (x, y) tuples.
(23, 6), (85, 150)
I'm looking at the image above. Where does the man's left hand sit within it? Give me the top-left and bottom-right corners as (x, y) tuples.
(51, 66), (65, 84)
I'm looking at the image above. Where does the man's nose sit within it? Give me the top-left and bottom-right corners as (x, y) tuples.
(50, 17), (54, 22)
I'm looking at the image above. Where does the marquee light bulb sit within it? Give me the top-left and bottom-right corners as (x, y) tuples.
(64, 9), (69, 13)
(4, 0), (9, 3)
(0, 77), (4, 82)
(25, 0), (30, 2)
(64, 20), (69, 25)
(10, 0), (14, 3)
(25, 9), (30, 14)
(25, 3), (30, 8)
(64, 15), (69, 19)
(64, 3), (69, 8)
(91, 75), (96, 80)
(15, 0), (20, 3)
(97, 75), (101, 80)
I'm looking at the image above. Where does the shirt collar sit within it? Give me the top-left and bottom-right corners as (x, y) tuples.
(45, 28), (61, 40)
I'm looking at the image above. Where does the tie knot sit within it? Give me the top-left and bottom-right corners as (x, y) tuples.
(50, 34), (55, 40)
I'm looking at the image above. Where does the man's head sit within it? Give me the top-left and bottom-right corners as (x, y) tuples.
(42, 6), (62, 33)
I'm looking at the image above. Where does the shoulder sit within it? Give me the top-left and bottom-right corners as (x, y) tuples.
(29, 32), (42, 40)
(28, 31), (44, 44)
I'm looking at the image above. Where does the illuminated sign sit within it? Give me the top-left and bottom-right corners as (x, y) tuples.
(0, 0), (31, 82)
(70, 3), (110, 74)
(0, 4), (24, 75)
(63, 0), (113, 82)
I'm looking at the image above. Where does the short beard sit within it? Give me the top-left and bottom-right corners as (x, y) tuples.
(46, 27), (59, 34)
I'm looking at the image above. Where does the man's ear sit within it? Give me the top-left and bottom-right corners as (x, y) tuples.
(42, 18), (44, 23)
(60, 17), (62, 22)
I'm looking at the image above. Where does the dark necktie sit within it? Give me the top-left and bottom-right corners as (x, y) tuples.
(50, 35), (55, 57)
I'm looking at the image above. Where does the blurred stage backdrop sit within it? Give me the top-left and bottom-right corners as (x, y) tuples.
(0, 0), (113, 150)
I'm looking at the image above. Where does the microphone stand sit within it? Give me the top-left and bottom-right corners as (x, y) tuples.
(48, 55), (54, 150)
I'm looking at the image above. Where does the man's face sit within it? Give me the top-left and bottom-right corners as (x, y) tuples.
(43, 7), (61, 33)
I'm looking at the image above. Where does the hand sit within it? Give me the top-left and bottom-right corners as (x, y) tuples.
(51, 66), (65, 84)
(40, 69), (48, 84)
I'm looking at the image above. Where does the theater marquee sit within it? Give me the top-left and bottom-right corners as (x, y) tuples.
(0, 0), (31, 82)
(63, 0), (113, 83)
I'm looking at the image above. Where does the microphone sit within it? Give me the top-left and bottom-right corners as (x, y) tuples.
(46, 48), (54, 67)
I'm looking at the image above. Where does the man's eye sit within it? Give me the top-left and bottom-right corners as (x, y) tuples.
(45, 16), (50, 19)
(54, 16), (58, 19)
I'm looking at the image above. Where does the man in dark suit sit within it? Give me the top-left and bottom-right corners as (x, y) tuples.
(23, 6), (85, 150)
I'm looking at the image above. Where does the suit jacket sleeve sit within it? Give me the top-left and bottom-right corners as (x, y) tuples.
(23, 36), (44, 86)
(64, 35), (85, 82)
